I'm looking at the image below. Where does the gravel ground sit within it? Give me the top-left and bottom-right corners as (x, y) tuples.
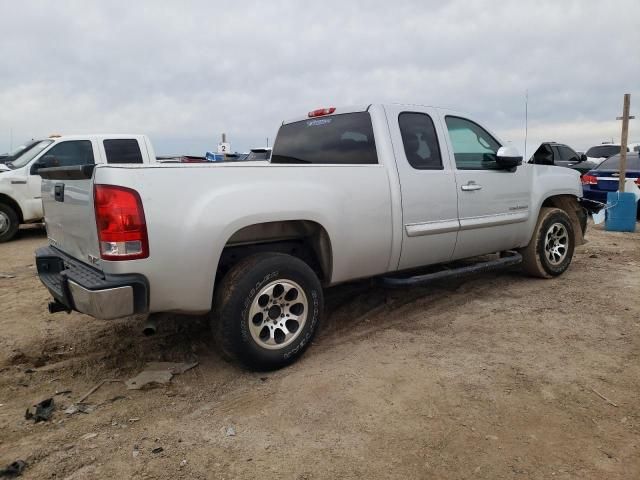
(0, 224), (638, 479)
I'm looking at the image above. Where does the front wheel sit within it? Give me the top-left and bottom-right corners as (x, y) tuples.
(211, 253), (323, 370)
(520, 207), (575, 278)
(0, 203), (19, 243)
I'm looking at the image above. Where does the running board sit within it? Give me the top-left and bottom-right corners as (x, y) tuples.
(378, 252), (522, 288)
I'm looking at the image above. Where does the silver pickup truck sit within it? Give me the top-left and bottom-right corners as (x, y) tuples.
(35, 104), (589, 370)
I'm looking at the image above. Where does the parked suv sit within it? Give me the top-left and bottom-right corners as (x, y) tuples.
(529, 142), (596, 174)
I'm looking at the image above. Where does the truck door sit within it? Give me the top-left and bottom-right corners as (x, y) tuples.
(384, 105), (459, 270)
(442, 115), (531, 259)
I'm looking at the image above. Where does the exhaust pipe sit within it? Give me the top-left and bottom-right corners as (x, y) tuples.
(142, 316), (158, 336)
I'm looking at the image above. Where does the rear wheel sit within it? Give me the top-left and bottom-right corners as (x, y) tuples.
(0, 204), (19, 243)
(520, 207), (575, 278)
(211, 253), (323, 370)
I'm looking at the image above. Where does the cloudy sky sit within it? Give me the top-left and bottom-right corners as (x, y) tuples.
(1, 0), (639, 156)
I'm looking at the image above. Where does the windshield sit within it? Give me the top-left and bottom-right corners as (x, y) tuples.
(6, 141), (35, 157)
(585, 145), (620, 158)
(8, 140), (54, 168)
(597, 153), (640, 171)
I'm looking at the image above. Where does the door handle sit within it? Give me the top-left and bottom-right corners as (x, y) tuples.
(461, 181), (482, 191)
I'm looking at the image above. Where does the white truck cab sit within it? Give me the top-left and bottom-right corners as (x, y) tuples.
(0, 134), (156, 242)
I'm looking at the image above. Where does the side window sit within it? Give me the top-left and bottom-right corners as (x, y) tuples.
(398, 112), (443, 170)
(560, 146), (578, 162)
(103, 139), (143, 164)
(551, 146), (563, 161)
(43, 140), (94, 167)
(445, 116), (501, 170)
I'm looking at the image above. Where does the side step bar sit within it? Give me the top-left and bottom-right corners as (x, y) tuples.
(378, 252), (522, 288)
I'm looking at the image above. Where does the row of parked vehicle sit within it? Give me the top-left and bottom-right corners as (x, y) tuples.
(529, 141), (640, 217)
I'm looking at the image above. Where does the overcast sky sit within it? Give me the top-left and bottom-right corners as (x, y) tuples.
(1, 0), (639, 156)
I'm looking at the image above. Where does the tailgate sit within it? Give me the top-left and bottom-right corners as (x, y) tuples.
(40, 165), (102, 268)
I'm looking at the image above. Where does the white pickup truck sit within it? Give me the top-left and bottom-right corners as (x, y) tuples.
(0, 134), (157, 242)
(35, 104), (590, 370)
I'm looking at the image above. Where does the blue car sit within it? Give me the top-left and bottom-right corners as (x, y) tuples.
(582, 152), (640, 217)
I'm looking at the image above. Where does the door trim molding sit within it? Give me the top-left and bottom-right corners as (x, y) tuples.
(405, 218), (460, 237)
(459, 211), (529, 231)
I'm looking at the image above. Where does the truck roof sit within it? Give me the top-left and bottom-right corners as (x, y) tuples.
(282, 103), (465, 125)
(49, 134), (148, 142)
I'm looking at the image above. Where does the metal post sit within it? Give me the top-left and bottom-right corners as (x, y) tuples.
(617, 94), (631, 192)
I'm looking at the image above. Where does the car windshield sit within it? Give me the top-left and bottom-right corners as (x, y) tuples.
(6, 141), (35, 157)
(596, 153), (640, 171)
(585, 145), (620, 158)
(8, 140), (54, 168)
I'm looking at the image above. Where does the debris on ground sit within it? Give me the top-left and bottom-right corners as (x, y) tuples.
(77, 379), (122, 403)
(151, 447), (164, 454)
(225, 426), (236, 437)
(132, 445), (140, 458)
(125, 362), (198, 390)
(590, 387), (619, 407)
(0, 273), (16, 279)
(81, 432), (98, 440)
(64, 403), (95, 415)
(0, 459), (26, 478)
(25, 398), (54, 422)
(179, 459), (187, 468)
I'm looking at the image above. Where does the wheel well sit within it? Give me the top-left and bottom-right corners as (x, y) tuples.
(216, 220), (333, 286)
(540, 195), (585, 246)
(0, 194), (23, 223)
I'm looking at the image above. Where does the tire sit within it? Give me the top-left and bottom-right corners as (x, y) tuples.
(211, 253), (324, 370)
(0, 203), (19, 243)
(520, 207), (575, 278)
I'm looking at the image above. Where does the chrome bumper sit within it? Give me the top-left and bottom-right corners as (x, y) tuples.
(36, 246), (148, 320)
(67, 280), (135, 319)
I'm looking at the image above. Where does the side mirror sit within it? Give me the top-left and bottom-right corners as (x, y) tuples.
(496, 146), (522, 170)
(30, 155), (56, 175)
(579, 154), (587, 162)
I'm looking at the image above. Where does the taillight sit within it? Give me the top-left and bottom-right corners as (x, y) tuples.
(94, 185), (149, 260)
(308, 107), (336, 118)
(635, 177), (640, 186)
(581, 174), (597, 185)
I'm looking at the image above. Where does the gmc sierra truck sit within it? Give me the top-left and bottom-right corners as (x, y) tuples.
(0, 134), (157, 242)
(35, 104), (589, 370)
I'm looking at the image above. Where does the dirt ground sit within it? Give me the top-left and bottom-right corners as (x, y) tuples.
(0, 224), (638, 479)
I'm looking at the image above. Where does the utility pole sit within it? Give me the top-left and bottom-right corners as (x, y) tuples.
(616, 94), (634, 192)
(524, 90), (528, 160)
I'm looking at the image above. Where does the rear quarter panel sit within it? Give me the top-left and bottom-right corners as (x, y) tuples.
(93, 163), (393, 313)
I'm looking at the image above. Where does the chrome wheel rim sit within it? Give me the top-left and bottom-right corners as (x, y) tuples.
(0, 211), (10, 235)
(248, 279), (308, 350)
(544, 222), (569, 265)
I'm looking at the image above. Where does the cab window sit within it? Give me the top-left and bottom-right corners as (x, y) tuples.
(43, 141), (95, 167)
(398, 112), (443, 170)
(445, 116), (501, 170)
(104, 139), (144, 164)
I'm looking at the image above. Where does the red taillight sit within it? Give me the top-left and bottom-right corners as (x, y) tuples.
(308, 107), (336, 118)
(635, 177), (640, 186)
(581, 174), (597, 185)
(94, 185), (149, 260)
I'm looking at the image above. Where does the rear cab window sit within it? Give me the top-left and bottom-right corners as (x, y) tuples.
(271, 112), (378, 164)
(398, 112), (443, 170)
(103, 139), (144, 164)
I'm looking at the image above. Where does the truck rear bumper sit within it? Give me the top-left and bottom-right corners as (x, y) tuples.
(35, 246), (149, 320)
